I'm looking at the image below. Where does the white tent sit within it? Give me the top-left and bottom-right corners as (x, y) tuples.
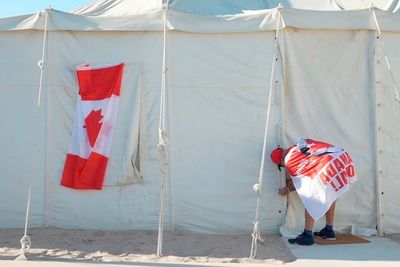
(1, 0), (400, 245)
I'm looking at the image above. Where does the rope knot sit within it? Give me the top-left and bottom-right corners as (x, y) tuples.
(158, 128), (168, 152)
(251, 221), (264, 243)
(253, 183), (261, 197)
(37, 60), (44, 70)
(20, 234), (31, 254)
(162, 0), (170, 11)
(250, 221), (265, 259)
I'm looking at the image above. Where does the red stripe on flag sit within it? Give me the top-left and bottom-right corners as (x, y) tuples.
(61, 153), (108, 190)
(77, 63), (124, 101)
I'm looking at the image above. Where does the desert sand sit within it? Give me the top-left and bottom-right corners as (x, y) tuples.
(0, 228), (296, 264)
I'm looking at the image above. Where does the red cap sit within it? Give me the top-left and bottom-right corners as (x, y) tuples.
(270, 147), (283, 170)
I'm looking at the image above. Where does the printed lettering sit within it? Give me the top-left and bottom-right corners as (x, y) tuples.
(339, 170), (349, 185)
(339, 152), (350, 165)
(335, 174), (345, 190)
(326, 163), (337, 178)
(346, 164), (355, 177)
(333, 158), (345, 172)
(319, 171), (331, 185)
(330, 180), (339, 191)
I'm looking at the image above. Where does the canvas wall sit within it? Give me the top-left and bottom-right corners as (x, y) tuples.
(0, 27), (399, 234)
(374, 31), (400, 235)
(0, 31), (47, 228)
(0, 30), (286, 234)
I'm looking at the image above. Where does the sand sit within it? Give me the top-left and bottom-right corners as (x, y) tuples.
(0, 228), (296, 264)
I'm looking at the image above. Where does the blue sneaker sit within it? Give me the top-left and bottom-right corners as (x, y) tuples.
(313, 227), (336, 240)
(288, 232), (315, 246)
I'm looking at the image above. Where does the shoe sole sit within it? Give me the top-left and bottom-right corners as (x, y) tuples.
(314, 236), (336, 241)
(288, 240), (315, 245)
(288, 242), (315, 246)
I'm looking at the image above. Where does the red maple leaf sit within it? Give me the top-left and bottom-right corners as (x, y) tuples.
(84, 109), (103, 147)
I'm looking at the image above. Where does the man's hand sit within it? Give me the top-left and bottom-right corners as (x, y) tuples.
(278, 186), (290, 196)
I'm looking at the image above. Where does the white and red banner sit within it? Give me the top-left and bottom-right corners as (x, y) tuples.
(61, 62), (124, 190)
(285, 138), (357, 220)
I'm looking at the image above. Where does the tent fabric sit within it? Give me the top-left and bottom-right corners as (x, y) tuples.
(2, 6), (400, 32)
(71, 0), (400, 15)
(279, 28), (377, 236)
(374, 32), (400, 234)
(0, 0), (400, 235)
(70, 0), (341, 16)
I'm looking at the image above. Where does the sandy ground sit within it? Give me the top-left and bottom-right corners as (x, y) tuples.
(0, 228), (296, 264)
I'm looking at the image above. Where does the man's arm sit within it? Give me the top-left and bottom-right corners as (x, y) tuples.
(278, 179), (295, 196)
(286, 179), (295, 191)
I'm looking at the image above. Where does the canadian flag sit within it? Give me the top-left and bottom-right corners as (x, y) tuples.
(61, 62), (124, 190)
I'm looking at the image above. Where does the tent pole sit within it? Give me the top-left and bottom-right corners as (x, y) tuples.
(16, 8), (50, 261)
(156, 0), (170, 257)
(249, 4), (283, 259)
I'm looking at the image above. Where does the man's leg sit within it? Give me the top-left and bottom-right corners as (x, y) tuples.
(305, 209), (314, 231)
(288, 209), (315, 245)
(314, 202), (336, 240)
(325, 201), (336, 226)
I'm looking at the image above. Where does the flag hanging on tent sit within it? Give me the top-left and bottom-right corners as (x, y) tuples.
(61, 62), (124, 190)
(285, 138), (357, 220)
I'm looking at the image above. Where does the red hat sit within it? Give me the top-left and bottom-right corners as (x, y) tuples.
(270, 147), (283, 171)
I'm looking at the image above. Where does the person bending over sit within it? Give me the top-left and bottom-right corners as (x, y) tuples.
(270, 138), (356, 245)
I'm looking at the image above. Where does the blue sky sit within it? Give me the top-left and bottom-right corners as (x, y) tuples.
(0, 0), (93, 18)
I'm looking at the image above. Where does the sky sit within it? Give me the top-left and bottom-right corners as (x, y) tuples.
(0, 0), (93, 18)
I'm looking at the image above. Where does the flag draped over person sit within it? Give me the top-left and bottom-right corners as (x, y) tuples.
(61, 62), (124, 190)
(285, 138), (357, 220)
